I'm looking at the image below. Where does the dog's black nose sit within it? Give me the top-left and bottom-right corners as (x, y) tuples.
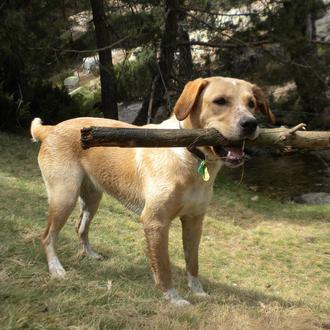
(239, 117), (258, 135)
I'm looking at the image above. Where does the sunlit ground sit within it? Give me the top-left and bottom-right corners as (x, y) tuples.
(0, 132), (329, 329)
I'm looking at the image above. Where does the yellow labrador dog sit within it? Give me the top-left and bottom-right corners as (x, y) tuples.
(31, 77), (274, 305)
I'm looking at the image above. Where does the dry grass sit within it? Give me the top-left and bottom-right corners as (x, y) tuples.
(0, 131), (329, 329)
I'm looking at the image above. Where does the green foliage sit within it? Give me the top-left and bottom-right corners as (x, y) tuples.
(0, 81), (101, 129)
(115, 48), (156, 101)
(70, 86), (101, 117)
(28, 83), (94, 125)
(205, 0), (329, 125)
(0, 87), (17, 129)
(0, 1), (69, 85)
(0, 0), (77, 129)
(1, 0), (329, 129)
(270, 90), (303, 125)
(108, 11), (162, 48)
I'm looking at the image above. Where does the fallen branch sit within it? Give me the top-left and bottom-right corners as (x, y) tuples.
(81, 124), (330, 150)
(249, 124), (329, 150)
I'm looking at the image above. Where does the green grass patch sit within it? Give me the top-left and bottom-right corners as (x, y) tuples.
(0, 132), (329, 329)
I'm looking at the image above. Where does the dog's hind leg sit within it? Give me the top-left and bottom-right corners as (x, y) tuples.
(42, 183), (80, 278)
(180, 214), (209, 297)
(76, 179), (103, 259)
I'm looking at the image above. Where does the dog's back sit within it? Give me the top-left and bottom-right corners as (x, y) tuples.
(31, 117), (146, 210)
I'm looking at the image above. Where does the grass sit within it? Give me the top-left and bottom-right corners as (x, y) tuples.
(0, 131), (329, 329)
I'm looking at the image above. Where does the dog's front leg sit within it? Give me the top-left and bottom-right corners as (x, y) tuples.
(142, 210), (190, 306)
(180, 214), (209, 297)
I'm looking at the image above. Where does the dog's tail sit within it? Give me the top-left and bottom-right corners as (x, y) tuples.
(30, 118), (53, 142)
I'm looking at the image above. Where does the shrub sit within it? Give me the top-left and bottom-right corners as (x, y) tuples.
(0, 86), (17, 129)
(115, 48), (156, 102)
(0, 81), (101, 130)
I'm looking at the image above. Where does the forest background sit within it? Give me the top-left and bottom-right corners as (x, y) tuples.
(1, 0), (330, 130)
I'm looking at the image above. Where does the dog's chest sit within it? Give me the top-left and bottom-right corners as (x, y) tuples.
(180, 184), (213, 216)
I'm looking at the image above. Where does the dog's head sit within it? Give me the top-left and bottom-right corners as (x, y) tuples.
(173, 76), (275, 167)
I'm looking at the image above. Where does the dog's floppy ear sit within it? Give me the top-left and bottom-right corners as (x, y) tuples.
(252, 85), (276, 124)
(174, 78), (208, 121)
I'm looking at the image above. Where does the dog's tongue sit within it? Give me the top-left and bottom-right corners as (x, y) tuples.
(225, 147), (244, 161)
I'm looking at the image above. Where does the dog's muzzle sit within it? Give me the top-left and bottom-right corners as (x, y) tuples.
(211, 118), (258, 168)
(213, 143), (247, 168)
(239, 117), (258, 136)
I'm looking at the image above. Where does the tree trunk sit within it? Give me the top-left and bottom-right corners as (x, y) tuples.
(150, 0), (180, 123)
(133, 0), (186, 125)
(279, 1), (328, 121)
(178, 27), (193, 80)
(90, 0), (118, 119)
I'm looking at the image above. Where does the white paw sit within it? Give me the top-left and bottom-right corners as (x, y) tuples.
(48, 257), (66, 278)
(86, 249), (104, 260)
(83, 244), (104, 260)
(187, 273), (209, 297)
(173, 298), (191, 306)
(194, 291), (210, 298)
(163, 288), (191, 306)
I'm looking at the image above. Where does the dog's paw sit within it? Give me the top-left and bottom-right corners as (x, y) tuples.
(187, 273), (209, 297)
(163, 288), (191, 306)
(83, 244), (105, 260)
(86, 250), (104, 260)
(193, 291), (210, 298)
(48, 257), (66, 278)
(173, 298), (191, 306)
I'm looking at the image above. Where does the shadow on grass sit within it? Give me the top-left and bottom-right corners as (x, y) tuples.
(210, 176), (330, 226)
(200, 276), (297, 308)
(80, 255), (300, 310)
(0, 149), (326, 317)
(0, 215), (316, 325)
(0, 195), (302, 312)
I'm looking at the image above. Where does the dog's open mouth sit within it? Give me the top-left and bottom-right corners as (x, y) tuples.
(213, 142), (246, 168)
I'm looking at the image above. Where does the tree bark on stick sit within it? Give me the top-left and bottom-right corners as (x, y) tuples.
(90, 0), (118, 119)
(81, 124), (330, 150)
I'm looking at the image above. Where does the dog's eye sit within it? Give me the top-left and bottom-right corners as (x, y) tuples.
(214, 97), (227, 106)
(248, 100), (255, 108)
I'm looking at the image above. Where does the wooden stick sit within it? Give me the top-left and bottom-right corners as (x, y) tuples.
(247, 125), (330, 149)
(81, 127), (228, 148)
(81, 125), (330, 150)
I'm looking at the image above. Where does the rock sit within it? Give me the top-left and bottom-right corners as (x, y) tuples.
(315, 4), (330, 42)
(82, 56), (99, 74)
(295, 192), (330, 205)
(251, 195), (259, 202)
(63, 76), (79, 92)
(68, 11), (92, 41)
(118, 102), (143, 124)
(153, 105), (171, 124)
(112, 49), (126, 65)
